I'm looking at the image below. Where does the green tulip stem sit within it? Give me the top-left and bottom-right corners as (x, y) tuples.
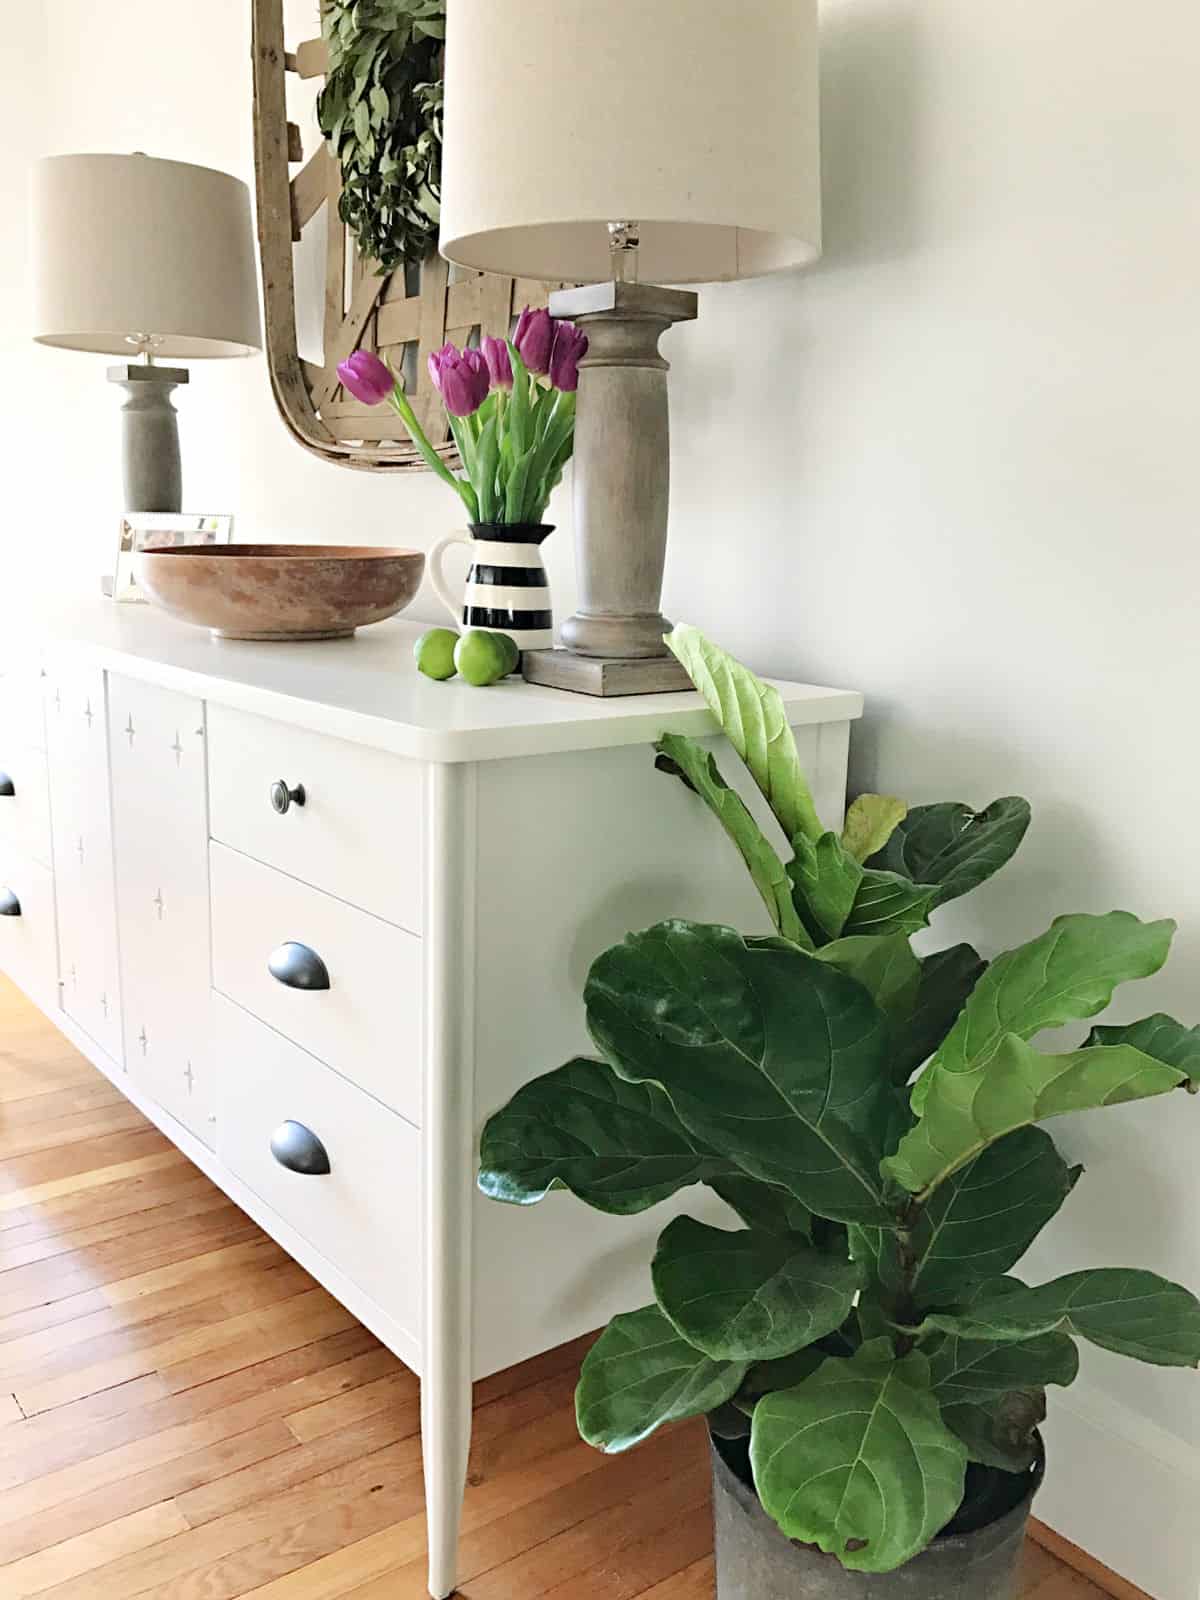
(388, 384), (479, 522)
(506, 342), (533, 463)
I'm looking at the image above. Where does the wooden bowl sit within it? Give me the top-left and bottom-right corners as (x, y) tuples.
(132, 544), (426, 641)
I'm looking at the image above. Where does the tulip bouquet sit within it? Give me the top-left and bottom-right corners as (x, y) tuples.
(337, 306), (587, 528)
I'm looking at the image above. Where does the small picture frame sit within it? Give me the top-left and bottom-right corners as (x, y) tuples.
(108, 513), (235, 602)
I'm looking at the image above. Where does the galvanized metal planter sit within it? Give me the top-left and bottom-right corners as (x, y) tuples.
(711, 1434), (1043, 1600)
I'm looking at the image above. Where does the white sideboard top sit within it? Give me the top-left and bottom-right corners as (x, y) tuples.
(19, 603), (862, 763)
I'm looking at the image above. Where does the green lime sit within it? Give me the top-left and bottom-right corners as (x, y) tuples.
(413, 627), (459, 680)
(454, 629), (513, 687)
(496, 633), (521, 674)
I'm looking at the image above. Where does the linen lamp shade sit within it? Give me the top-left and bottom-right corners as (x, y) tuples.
(31, 153), (262, 358)
(440, 0), (821, 285)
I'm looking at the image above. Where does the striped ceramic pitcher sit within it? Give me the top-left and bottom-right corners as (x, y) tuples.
(427, 523), (554, 654)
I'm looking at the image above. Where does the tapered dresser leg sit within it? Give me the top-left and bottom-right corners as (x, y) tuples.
(422, 1369), (473, 1599)
(422, 762), (478, 1600)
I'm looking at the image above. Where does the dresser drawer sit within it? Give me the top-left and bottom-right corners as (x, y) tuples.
(0, 843), (59, 1010)
(0, 742), (52, 868)
(210, 842), (422, 1125)
(0, 656), (46, 751)
(206, 704), (424, 931)
(213, 993), (421, 1340)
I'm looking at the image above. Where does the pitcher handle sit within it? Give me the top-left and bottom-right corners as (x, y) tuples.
(427, 532), (472, 628)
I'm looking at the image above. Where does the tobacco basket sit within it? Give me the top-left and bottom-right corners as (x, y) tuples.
(250, 0), (566, 473)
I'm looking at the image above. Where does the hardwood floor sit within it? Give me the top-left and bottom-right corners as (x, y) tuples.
(0, 974), (1115, 1600)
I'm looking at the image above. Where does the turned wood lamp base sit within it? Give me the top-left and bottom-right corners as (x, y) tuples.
(107, 361), (188, 514)
(544, 279), (698, 695)
(520, 648), (691, 697)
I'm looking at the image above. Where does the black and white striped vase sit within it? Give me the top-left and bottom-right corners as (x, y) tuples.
(427, 523), (554, 656)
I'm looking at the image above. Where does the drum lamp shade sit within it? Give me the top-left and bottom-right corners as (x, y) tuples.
(439, 0), (822, 285)
(31, 153), (262, 359)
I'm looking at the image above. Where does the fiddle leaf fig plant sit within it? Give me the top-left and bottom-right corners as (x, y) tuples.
(478, 626), (1200, 1575)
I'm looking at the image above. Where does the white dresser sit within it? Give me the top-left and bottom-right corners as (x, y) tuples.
(0, 604), (861, 1598)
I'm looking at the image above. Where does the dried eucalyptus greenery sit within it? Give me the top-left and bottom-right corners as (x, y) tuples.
(317, 0), (445, 271)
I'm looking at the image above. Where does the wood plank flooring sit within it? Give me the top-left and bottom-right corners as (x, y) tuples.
(0, 974), (1116, 1599)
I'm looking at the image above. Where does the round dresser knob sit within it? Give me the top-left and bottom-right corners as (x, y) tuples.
(0, 772), (14, 798)
(0, 887), (20, 917)
(270, 780), (306, 815)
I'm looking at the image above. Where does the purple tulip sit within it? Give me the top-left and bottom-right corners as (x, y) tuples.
(549, 320), (588, 392)
(513, 306), (554, 375)
(481, 335), (513, 390)
(337, 349), (394, 406)
(428, 342), (490, 418)
(427, 342), (454, 392)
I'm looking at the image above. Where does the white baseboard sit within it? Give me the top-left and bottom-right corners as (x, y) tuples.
(1039, 1379), (1200, 1600)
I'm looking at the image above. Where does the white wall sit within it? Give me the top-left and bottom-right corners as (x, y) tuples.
(6, 0), (524, 611)
(6, 2), (1200, 1592)
(0, 5), (50, 604)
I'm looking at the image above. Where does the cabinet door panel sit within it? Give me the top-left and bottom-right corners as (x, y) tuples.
(109, 675), (215, 1145)
(44, 663), (123, 1061)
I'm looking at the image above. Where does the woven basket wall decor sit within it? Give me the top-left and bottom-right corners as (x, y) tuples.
(250, 0), (567, 473)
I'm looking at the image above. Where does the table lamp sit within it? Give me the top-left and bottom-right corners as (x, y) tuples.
(31, 153), (262, 513)
(440, 0), (821, 694)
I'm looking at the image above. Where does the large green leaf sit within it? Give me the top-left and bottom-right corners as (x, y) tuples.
(787, 831), (863, 942)
(923, 1309), (1072, 1472)
(891, 945), (987, 1086)
(842, 869), (937, 939)
(576, 1304), (749, 1452)
(941, 1389), (1046, 1472)
(887, 1033), (1193, 1197)
(654, 733), (810, 947)
(908, 1128), (1080, 1304)
(735, 1345), (827, 1412)
(586, 922), (895, 1225)
(856, 1130), (1077, 1303)
(926, 1317), (1080, 1400)
(1087, 1012), (1200, 1075)
(841, 795), (907, 863)
(816, 933), (921, 1026)
(665, 625), (824, 844)
(477, 1056), (729, 1213)
(749, 1341), (967, 1573)
(911, 911), (1176, 1113)
(651, 1216), (862, 1362)
(918, 1270), (1200, 1367)
(708, 1173), (812, 1238)
(868, 797), (1031, 907)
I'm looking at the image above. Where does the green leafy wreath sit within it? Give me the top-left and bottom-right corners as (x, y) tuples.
(317, 0), (446, 273)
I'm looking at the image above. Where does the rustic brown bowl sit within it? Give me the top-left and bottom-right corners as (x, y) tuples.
(132, 544), (426, 641)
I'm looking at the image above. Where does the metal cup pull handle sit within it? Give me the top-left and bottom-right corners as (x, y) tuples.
(267, 941), (330, 991)
(270, 1120), (331, 1175)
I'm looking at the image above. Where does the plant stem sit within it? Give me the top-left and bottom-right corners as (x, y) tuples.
(891, 1201), (923, 1357)
(388, 387), (479, 520)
